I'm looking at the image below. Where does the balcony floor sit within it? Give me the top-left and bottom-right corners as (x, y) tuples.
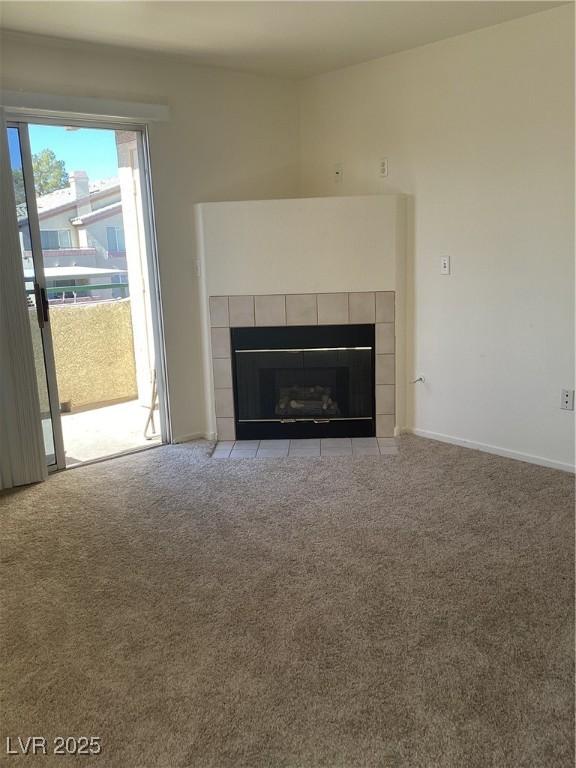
(62, 399), (161, 466)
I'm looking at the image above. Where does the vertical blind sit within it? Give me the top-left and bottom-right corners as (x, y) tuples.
(0, 109), (47, 489)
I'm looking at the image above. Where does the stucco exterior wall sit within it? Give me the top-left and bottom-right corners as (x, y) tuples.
(38, 209), (81, 246)
(29, 315), (51, 417)
(22, 187), (123, 264)
(30, 299), (138, 412)
(83, 210), (124, 259)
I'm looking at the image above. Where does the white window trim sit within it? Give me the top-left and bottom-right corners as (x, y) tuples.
(1, 91), (170, 124)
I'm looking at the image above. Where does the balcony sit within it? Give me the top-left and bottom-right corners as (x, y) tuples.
(62, 399), (160, 465)
(30, 296), (160, 464)
(23, 247), (99, 262)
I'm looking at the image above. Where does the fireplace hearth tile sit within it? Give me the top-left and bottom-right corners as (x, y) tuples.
(321, 438), (352, 448)
(216, 417), (235, 441)
(353, 438), (379, 445)
(321, 437), (352, 456)
(257, 447), (289, 458)
(317, 293), (349, 325)
(229, 295), (255, 327)
(376, 415), (395, 437)
(286, 294), (318, 325)
(376, 323), (395, 353)
(255, 295), (286, 326)
(234, 440), (260, 449)
(290, 438), (320, 449)
(376, 385), (395, 415)
(349, 292), (375, 324)
(213, 358), (233, 389)
(352, 438), (380, 456)
(215, 388), (234, 418)
(376, 354), (395, 385)
(209, 296), (229, 327)
(259, 439), (290, 450)
(211, 327), (231, 358)
(289, 444), (321, 457)
(376, 292), (395, 323)
(210, 437), (398, 459)
(321, 444), (353, 456)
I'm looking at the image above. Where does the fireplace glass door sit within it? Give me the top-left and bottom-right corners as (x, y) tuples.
(231, 324), (375, 439)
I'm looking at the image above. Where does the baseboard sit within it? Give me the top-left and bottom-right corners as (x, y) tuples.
(405, 428), (575, 474)
(171, 432), (207, 444)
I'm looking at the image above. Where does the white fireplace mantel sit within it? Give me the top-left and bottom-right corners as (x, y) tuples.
(194, 194), (406, 440)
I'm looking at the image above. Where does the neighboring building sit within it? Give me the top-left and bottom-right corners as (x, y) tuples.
(18, 171), (128, 301)
(18, 137), (156, 407)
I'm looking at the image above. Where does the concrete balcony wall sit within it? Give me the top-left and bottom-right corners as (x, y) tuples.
(30, 298), (138, 413)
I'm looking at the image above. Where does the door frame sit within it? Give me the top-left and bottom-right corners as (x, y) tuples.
(6, 113), (172, 468)
(9, 121), (67, 470)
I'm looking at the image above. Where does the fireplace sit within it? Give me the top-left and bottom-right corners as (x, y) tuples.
(231, 324), (375, 439)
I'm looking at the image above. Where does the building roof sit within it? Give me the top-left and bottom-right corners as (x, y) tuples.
(17, 177), (120, 224)
(70, 201), (122, 226)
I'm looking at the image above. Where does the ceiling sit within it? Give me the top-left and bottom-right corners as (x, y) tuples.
(0, 1), (566, 79)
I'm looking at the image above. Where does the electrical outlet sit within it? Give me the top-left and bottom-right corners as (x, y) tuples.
(334, 163), (343, 183)
(560, 389), (574, 410)
(379, 158), (389, 177)
(440, 256), (450, 275)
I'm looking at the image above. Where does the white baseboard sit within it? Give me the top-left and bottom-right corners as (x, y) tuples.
(171, 432), (207, 444)
(405, 428), (575, 474)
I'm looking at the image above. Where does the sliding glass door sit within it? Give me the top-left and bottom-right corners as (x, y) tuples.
(6, 118), (168, 469)
(7, 125), (64, 468)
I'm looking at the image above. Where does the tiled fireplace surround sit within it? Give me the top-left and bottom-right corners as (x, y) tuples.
(209, 292), (396, 442)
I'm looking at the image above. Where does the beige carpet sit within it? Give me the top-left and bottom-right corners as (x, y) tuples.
(1, 436), (573, 767)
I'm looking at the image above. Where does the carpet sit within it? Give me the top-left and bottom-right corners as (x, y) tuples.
(1, 436), (573, 767)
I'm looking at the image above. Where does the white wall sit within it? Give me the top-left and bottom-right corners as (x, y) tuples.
(1, 31), (300, 441)
(2, 7), (573, 470)
(199, 195), (404, 296)
(298, 6), (575, 470)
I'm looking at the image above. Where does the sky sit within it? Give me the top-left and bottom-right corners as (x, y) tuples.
(7, 127), (23, 169)
(9, 125), (120, 181)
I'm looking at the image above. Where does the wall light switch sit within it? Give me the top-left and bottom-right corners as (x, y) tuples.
(379, 158), (389, 177)
(440, 256), (450, 275)
(561, 389), (574, 410)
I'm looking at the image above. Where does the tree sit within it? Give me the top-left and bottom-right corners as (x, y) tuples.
(12, 168), (26, 205)
(31, 148), (69, 196)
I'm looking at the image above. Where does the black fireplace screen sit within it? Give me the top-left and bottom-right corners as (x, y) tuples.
(231, 324), (375, 439)
(235, 349), (371, 422)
